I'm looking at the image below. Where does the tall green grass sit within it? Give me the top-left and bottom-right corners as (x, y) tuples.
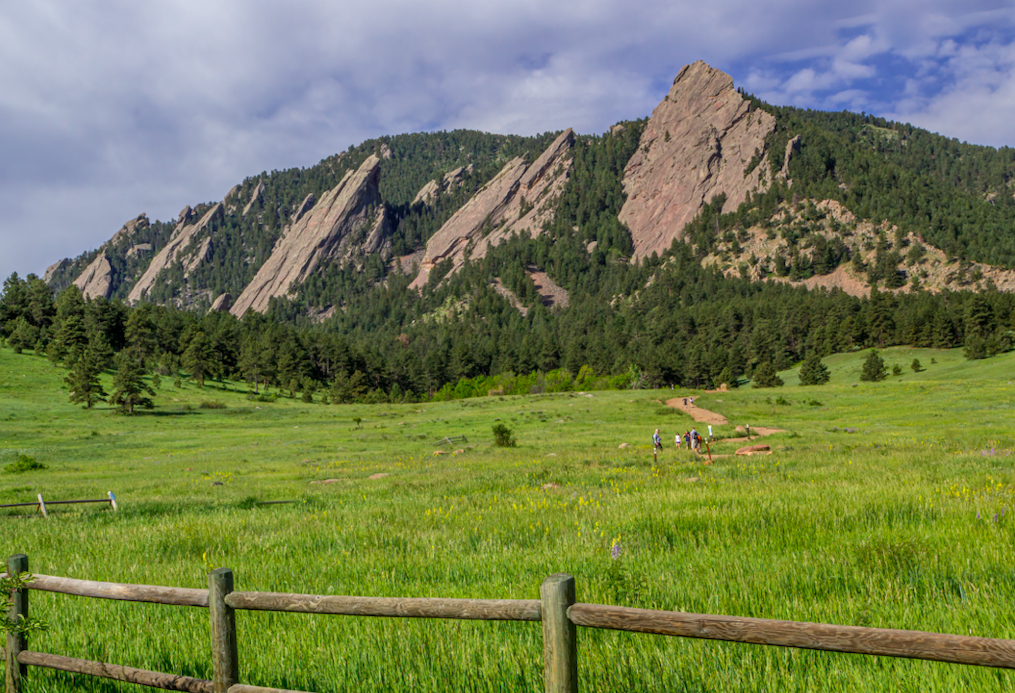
(2, 347), (1014, 691)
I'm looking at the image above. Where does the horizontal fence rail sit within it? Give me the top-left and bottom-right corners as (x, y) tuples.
(0, 492), (117, 518)
(568, 603), (1015, 670)
(225, 591), (542, 621)
(6, 554), (1015, 693)
(24, 573), (209, 608)
(17, 651), (213, 693)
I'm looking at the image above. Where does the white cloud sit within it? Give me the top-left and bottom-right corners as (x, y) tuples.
(1, 0), (1015, 282)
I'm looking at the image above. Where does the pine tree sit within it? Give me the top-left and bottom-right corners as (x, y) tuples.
(751, 360), (784, 388)
(110, 350), (156, 415)
(859, 349), (888, 382)
(182, 331), (214, 387)
(65, 350), (107, 409)
(798, 352), (830, 385)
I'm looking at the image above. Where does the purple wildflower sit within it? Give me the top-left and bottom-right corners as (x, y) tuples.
(611, 542), (622, 560)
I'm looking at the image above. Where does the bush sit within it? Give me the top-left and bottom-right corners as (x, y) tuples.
(5, 454), (46, 474)
(199, 401), (226, 409)
(492, 423), (516, 447)
(892, 364), (903, 376)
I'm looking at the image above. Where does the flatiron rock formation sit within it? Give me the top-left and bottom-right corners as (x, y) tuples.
(409, 128), (574, 289)
(412, 165), (473, 205)
(69, 213), (151, 298)
(73, 252), (114, 299)
(230, 154), (389, 316)
(127, 204), (224, 304)
(619, 61), (777, 260)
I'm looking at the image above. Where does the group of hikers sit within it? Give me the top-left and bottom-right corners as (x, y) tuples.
(652, 425), (711, 453)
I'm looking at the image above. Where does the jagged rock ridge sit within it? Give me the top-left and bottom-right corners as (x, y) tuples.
(127, 204), (224, 304)
(619, 60), (777, 260)
(69, 214), (151, 299)
(409, 129), (575, 289)
(230, 154), (390, 316)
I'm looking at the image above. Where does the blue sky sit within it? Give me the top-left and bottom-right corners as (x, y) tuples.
(2, 0), (1014, 283)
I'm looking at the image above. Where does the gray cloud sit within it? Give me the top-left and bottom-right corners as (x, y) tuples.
(1, 0), (1014, 282)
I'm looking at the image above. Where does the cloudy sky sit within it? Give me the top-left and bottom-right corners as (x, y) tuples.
(2, 0), (1014, 283)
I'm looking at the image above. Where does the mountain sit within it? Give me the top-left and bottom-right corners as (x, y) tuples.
(43, 61), (1015, 319)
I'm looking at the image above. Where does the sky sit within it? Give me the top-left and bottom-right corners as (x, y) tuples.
(2, 0), (1014, 283)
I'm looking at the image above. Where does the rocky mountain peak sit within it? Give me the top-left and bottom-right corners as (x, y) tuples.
(409, 128), (575, 289)
(619, 60), (777, 260)
(230, 154), (389, 316)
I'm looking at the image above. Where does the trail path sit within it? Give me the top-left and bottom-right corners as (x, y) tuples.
(665, 397), (784, 441)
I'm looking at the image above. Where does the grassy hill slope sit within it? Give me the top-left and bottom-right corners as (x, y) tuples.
(2, 347), (1014, 691)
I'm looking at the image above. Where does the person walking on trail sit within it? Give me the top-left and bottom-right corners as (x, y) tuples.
(690, 427), (699, 451)
(684, 430), (691, 448)
(675, 432), (681, 449)
(652, 429), (662, 451)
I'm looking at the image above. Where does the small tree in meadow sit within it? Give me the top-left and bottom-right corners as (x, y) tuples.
(798, 353), (830, 385)
(752, 361), (784, 388)
(492, 423), (516, 447)
(911, 358), (922, 373)
(110, 349), (155, 415)
(860, 349), (888, 382)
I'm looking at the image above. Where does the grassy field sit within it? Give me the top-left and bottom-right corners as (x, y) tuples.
(2, 346), (1014, 692)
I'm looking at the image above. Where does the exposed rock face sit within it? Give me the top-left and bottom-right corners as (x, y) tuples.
(127, 203), (224, 303)
(619, 61), (777, 260)
(66, 214), (151, 297)
(210, 293), (232, 312)
(230, 154), (390, 316)
(43, 259), (69, 283)
(409, 129), (575, 289)
(291, 193), (316, 223)
(412, 165), (473, 205)
(73, 252), (114, 299)
(242, 181), (265, 216)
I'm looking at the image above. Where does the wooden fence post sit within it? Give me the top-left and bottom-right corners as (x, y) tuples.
(208, 568), (238, 693)
(541, 573), (577, 693)
(5, 554), (29, 693)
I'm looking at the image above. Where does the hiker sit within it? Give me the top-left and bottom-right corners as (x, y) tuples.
(684, 430), (691, 448)
(652, 429), (662, 451)
(689, 397), (694, 406)
(683, 398), (687, 406)
(690, 427), (699, 451)
(675, 432), (681, 449)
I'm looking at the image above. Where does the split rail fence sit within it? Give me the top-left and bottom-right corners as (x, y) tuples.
(4, 553), (1015, 693)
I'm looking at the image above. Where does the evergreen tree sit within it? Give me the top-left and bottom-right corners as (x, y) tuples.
(751, 360), (784, 388)
(65, 349), (107, 408)
(182, 331), (214, 387)
(6, 316), (38, 354)
(110, 349), (155, 415)
(859, 349), (888, 382)
(798, 352), (830, 385)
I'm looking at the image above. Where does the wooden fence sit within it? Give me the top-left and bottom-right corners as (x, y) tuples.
(4, 553), (1015, 693)
(0, 492), (117, 519)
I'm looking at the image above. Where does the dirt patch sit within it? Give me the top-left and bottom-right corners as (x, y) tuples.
(665, 397), (728, 425)
(528, 268), (570, 308)
(665, 398), (785, 438)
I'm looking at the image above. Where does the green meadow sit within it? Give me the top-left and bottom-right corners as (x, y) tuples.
(2, 346), (1015, 692)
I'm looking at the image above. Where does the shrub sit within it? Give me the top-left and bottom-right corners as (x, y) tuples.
(199, 401), (226, 409)
(892, 364), (903, 376)
(5, 454), (46, 474)
(492, 423), (516, 447)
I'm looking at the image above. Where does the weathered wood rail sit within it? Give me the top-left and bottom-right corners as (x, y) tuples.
(4, 553), (1015, 693)
(0, 492), (117, 518)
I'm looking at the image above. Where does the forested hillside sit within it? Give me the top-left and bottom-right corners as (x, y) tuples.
(12, 68), (1015, 405)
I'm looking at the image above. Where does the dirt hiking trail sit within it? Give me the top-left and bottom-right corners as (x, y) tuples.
(665, 397), (784, 442)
